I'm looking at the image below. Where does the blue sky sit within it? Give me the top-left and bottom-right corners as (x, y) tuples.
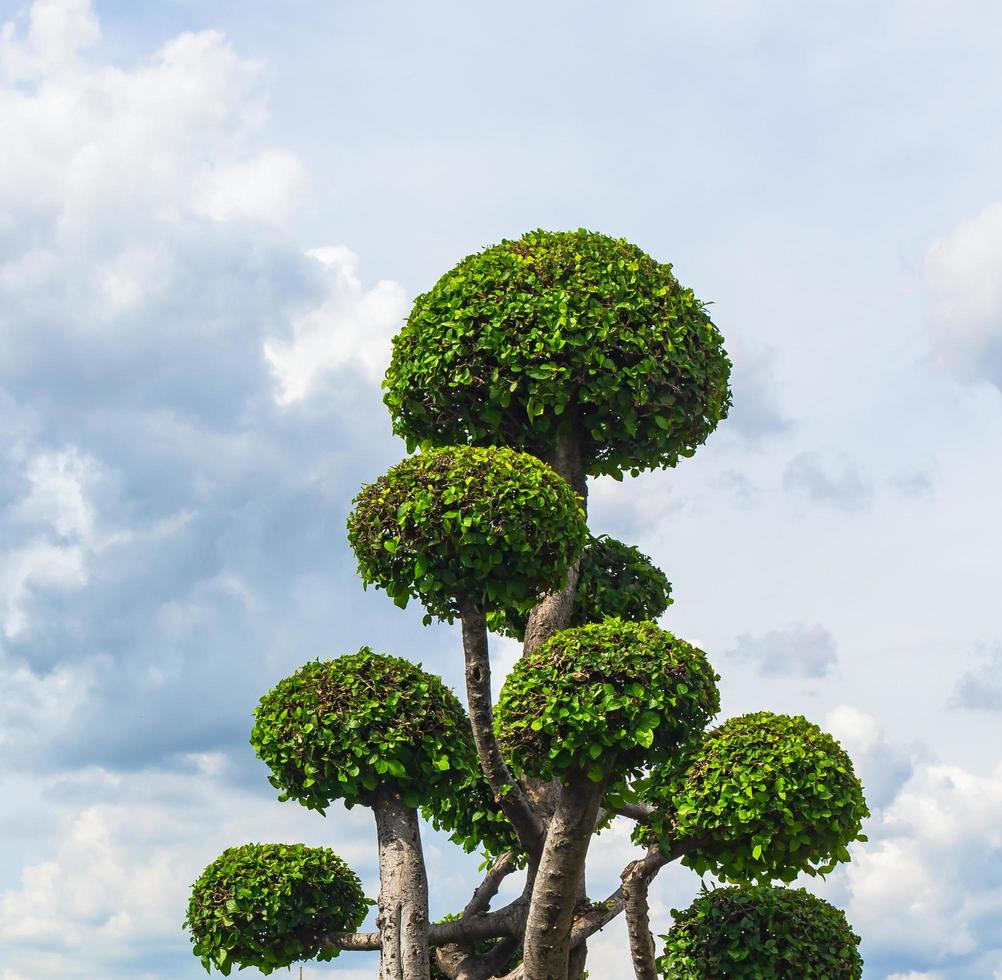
(1, 1), (1001, 977)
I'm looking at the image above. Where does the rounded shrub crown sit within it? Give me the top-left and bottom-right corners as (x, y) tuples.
(184, 843), (367, 976)
(252, 650), (517, 856)
(383, 228), (732, 478)
(657, 884), (863, 979)
(495, 619), (719, 782)
(637, 712), (869, 883)
(490, 533), (672, 639)
(254, 651), (464, 808)
(347, 445), (587, 622)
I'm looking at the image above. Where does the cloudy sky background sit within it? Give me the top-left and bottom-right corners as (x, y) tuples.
(1, 0), (1001, 977)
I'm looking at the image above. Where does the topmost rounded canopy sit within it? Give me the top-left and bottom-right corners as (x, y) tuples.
(384, 228), (732, 478)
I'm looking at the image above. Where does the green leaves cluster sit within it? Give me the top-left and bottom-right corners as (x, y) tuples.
(250, 650), (517, 855)
(657, 884), (863, 979)
(347, 445), (587, 622)
(184, 843), (367, 975)
(495, 619), (719, 782)
(637, 712), (869, 883)
(383, 228), (732, 478)
(490, 533), (672, 639)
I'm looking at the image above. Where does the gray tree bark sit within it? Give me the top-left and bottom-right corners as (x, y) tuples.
(373, 788), (431, 980)
(459, 597), (545, 859)
(521, 772), (609, 979)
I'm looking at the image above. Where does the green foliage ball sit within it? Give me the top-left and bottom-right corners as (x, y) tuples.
(383, 228), (732, 478)
(637, 712), (869, 883)
(347, 445), (587, 622)
(251, 649), (517, 856)
(495, 619), (719, 782)
(489, 533), (672, 638)
(184, 843), (367, 976)
(657, 884), (863, 979)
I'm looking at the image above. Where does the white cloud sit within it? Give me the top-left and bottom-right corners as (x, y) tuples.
(0, 541), (87, 638)
(926, 201), (1002, 389)
(0, 8), (303, 256)
(264, 246), (408, 403)
(0, 766), (376, 978)
(784, 451), (874, 512)
(841, 762), (1002, 965)
(726, 622), (838, 678)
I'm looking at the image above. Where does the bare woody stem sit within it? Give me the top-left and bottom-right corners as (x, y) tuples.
(459, 596), (546, 860)
(622, 859), (658, 980)
(372, 787), (431, 980)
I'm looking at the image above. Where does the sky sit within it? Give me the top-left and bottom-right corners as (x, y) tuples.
(1, 0), (1001, 977)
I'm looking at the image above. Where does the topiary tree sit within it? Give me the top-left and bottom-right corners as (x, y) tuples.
(656, 884), (863, 978)
(185, 229), (869, 980)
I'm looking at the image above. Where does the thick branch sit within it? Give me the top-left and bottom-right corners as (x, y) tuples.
(373, 788), (431, 980)
(459, 597), (545, 859)
(622, 860), (657, 980)
(613, 802), (656, 825)
(521, 771), (609, 979)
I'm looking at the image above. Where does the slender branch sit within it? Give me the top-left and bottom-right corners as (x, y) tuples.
(459, 596), (545, 859)
(613, 802), (657, 825)
(463, 851), (518, 918)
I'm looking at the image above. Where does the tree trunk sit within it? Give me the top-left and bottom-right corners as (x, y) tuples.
(373, 787), (431, 980)
(523, 418), (587, 656)
(521, 772), (608, 979)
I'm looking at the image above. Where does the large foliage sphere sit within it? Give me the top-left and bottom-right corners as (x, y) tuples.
(657, 885), (863, 979)
(495, 619), (719, 782)
(251, 649), (516, 855)
(347, 445), (587, 622)
(490, 533), (672, 638)
(184, 843), (367, 975)
(637, 712), (869, 883)
(383, 228), (732, 478)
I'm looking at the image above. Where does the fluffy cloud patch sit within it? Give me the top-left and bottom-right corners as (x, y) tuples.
(953, 645), (1002, 712)
(784, 451), (874, 511)
(926, 201), (1002, 389)
(726, 622), (838, 678)
(264, 246), (409, 403)
(841, 761), (1002, 975)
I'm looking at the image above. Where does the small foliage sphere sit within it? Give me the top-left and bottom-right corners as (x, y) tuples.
(657, 884), (863, 979)
(383, 228), (732, 478)
(490, 533), (672, 638)
(637, 712), (869, 883)
(495, 619), (719, 782)
(347, 445), (587, 622)
(184, 843), (367, 975)
(251, 650), (516, 855)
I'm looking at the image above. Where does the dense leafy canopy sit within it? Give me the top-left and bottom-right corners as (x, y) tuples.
(383, 228), (732, 478)
(250, 650), (516, 854)
(637, 712), (869, 883)
(490, 533), (672, 639)
(184, 843), (367, 976)
(347, 445), (587, 622)
(495, 619), (719, 782)
(657, 884), (863, 979)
